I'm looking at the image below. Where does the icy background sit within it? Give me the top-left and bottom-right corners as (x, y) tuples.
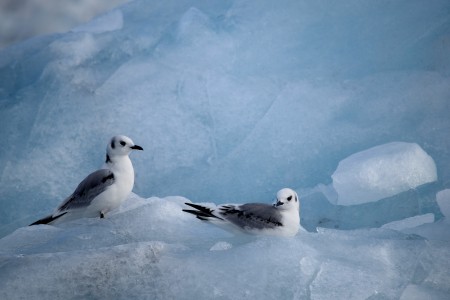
(1, 0), (450, 299)
(0, 0), (130, 49)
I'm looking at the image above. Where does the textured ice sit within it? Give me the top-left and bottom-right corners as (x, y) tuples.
(436, 189), (450, 218)
(1, 0), (450, 235)
(210, 241), (233, 251)
(0, 0), (450, 235)
(1, 196), (450, 300)
(332, 142), (438, 206)
(0, 0), (130, 48)
(72, 9), (124, 34)
(1, 0), (450, 298)
(381, 213), (435, 231)
(400, 284), (450, 300)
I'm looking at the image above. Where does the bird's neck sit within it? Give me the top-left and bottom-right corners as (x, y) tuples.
(282, 209), (300, 234)
(281, 207), (300, 222)
(105, 154), (133, 175)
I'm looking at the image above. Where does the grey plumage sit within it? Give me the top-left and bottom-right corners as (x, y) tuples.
(56, 169), (115, 213)
(183, 188), (301, 236)
(183, 202), (283, 230)
(30, 169), (116, 226)
(29, 135), (143, 226)
(219, 203), (283, 229)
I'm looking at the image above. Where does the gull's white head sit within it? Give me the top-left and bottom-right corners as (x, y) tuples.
(106, 135), (143, 157)
(274, 188), (300, 212)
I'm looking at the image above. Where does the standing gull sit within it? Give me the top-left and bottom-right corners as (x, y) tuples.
(183, 188), (300, 236)
(30, 135), (143, 225)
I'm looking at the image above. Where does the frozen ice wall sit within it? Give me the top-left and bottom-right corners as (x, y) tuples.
(1, 0), (450, 235)
(0, 0), (130, 48)
(1, 1), (450, 298)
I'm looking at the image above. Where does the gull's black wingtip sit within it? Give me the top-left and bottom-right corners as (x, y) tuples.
(29, 212), (67, 226)
(182, 203), (223, 220)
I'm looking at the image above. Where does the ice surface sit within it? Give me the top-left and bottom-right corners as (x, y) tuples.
(436, 189), (450, 218)
(299, 182), (443, 231)
(332, 142), (437, 206)
(210, 241), (233, 251)
(72, 9), (124, 34)
(0, 0), (130, 48)
(0, 196), (449, 300)
(1, 0), (450, 298)
(381, 213), (435, 231)
(400, 284), (450, 300)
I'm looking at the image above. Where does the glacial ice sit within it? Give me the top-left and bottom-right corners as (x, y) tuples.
(1, 0), (450, 299)
(72, 9), (124, 34)
(381, 213), (435, 231)
(436, 189), (450, 218)
(331, 142), (437, 206)
(1, 195), (449, 300)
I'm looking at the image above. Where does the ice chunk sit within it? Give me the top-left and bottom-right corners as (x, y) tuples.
(176, 7), (211, 39)
(400, 284), (450, 300)
(402, 219), (450, 242)
(436, 189), (450, 218)
(0, 0), (129, 49)
(49, 33), (101, 68)
(381, 213), (435, 231)
(72, 9), (124, 34)
(210, 241), (233, 251)
(0, 241), (166, 299)
(332, 142), (437, 206)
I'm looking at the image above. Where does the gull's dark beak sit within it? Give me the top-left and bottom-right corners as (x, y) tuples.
(275, 200), (284, 207)
(131, 145), (144, 151)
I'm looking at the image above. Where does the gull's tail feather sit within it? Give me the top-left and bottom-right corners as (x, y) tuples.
(29, 212), (67, 226)
(183, 203), (223, 221)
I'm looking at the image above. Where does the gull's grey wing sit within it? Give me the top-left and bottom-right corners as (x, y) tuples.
(56, 169), (115, 213)
(218, 203), (283, 230)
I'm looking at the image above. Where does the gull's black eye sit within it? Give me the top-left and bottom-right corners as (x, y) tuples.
(111, 140), (115, 149)
(120, 141), (126, 146)
(287, 196), (292, 201)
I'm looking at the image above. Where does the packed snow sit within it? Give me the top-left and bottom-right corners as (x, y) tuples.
(1, 0), (450, 299)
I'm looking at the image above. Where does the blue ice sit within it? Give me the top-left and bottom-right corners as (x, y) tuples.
(1, 0), (450, 298)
